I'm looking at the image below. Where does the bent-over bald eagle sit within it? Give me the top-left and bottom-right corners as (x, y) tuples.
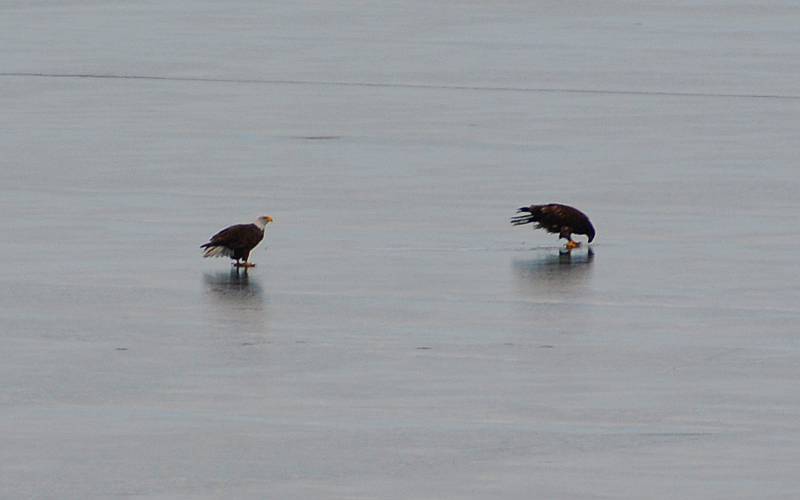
(201, 215), (273, 267)
(511, 204), (595, 249)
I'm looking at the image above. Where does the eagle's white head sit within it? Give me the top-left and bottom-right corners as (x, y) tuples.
(254, 215), (274, 230)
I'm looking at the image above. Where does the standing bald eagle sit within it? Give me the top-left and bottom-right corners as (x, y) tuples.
(201, 215), (273, 267)
(511, 204), (595, 249)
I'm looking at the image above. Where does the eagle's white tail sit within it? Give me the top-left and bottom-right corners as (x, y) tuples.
(202, 246), (233, 258)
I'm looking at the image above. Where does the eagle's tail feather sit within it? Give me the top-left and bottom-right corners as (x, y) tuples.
(510, 215), (534, 226)
(202, 245), (234, 258)
(511, 206), (538, 226)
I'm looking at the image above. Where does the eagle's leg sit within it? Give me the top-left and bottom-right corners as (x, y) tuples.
(238, 251), (256, 268)
(559, 227), (580, 250)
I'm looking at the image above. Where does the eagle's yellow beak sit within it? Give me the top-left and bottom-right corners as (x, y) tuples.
(265, 216), (274, 223)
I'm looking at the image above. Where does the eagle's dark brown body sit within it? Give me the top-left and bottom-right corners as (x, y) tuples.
(201, 215), (273, 266)
(202, 224), (263, 260)
(511, 204), (595, 244)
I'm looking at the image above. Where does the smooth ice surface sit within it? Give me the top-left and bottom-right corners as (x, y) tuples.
(2, 2), (800, 499)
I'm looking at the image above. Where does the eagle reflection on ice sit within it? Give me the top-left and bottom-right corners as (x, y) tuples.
(202, 268), (264, 308)
(512, 247), (595, 295)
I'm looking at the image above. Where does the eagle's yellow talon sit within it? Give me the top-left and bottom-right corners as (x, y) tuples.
(565, 241), (580, 250)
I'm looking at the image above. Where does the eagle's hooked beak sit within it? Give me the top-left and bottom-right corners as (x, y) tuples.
(265, 216), (274, 223)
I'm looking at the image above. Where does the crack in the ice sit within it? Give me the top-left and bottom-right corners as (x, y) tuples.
(2, 72), (798, 100)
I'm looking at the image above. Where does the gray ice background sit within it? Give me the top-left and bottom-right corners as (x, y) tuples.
(2, 1), (800, 499)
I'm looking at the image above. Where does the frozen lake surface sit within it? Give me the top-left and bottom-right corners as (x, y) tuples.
(2, 1), (799, 498)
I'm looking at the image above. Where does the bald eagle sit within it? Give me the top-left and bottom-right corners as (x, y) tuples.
(201, 215), (273, 268)
(511, 204), (595, 249)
